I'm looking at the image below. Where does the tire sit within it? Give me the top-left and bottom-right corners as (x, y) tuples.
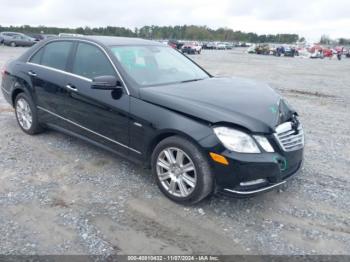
(152, 136), (214, 204)
(14, 92), (43, 135)
(10, 42), (16, 47)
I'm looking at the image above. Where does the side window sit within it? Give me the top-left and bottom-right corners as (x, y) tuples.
(72, 43), (115, 79)
(41, 41), (73, 71)
(29, 48), (44, 64)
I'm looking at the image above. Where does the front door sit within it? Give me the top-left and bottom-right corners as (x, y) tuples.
(62, 41), (133, 156)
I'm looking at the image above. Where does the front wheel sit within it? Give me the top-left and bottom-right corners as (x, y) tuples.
(152, 136), (214, 204)
(10, 42), (16, 47)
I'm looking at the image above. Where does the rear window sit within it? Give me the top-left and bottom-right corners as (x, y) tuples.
(29, 48), (44, 64)
(41, 41), (73, 71)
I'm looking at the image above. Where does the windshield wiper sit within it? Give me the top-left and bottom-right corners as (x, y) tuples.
(180, 78), (205, 83)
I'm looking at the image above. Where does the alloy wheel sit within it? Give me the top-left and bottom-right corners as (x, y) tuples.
(156, 147), (197, 198)
(16, 98), (33, 130)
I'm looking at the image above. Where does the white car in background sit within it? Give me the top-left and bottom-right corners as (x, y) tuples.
(58, 33), (84, 37)
(215, 42), (226, 50)
(181, 41), (202, 54)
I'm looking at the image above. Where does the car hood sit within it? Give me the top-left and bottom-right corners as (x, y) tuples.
(139, 77), (295, 133)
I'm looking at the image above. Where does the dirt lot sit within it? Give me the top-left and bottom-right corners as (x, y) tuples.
(0, 46), (349, 255)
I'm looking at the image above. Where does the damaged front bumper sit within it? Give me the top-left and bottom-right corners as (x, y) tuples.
(220, 160), (302, 197)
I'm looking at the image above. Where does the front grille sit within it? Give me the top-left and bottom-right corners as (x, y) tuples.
(274, 121), (304, 152)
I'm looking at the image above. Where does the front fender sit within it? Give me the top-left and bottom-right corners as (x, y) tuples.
(129, 97), (214, 161)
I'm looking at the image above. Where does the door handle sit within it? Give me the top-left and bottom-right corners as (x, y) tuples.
(66, 84), (78, 92)
(28, 71), (37, 77)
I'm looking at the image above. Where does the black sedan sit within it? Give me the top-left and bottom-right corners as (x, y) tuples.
(1, 36), (304, 204)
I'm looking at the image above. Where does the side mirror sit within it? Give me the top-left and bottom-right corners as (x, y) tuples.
(91, 75), (122, 90)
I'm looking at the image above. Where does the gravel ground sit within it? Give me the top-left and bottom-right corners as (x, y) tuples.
(0, 45), (349, 255)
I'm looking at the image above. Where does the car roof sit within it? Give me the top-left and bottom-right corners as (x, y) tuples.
(56, 35), (161, 46)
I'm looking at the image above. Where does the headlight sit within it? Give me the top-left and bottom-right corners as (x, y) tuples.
(213, 127), (260, 153)
(253, 135), (274, 152)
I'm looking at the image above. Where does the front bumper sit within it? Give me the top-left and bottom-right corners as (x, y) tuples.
(199, 134), (304, 197)
(220, 160), (302, 197)
(217, 150), (303, 197)
(223, 180), (287, 195)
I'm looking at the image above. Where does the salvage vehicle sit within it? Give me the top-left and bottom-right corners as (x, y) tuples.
(322, 48), (333, 58)
(256, 44), (270, 55)
(0, 32), (36, 47)
(224, 42), (234, 50)
(310, 50), (324, 59)
(346, 50), (350, 58)
(205, 42), (216, 49)
(283, 46), (297, 57)
(246, 44), (257, 54)
(0, 32), (21, 43)
(1, 36), (304, 204)
(215, 42), (227, 50)
(3, 34), (36, 47)
(309, 45), (325, 59)
(181, 41), (202, 54)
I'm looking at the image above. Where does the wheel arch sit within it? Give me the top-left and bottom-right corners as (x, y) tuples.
(145, 129), (207, 168)
(10, 78), (34, 107)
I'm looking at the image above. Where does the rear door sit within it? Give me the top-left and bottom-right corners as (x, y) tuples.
(62, 41), (133, 155)
(26, 40), (74, 124)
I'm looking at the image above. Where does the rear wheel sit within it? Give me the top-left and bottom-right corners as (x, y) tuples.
(14, 93), (43, 135)
(10, 42), (16, 47)
(152, 136), (213, 204)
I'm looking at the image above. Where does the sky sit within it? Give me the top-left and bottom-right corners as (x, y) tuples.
(1, 0), (349, 42)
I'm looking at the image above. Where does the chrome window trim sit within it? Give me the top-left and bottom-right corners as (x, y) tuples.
(27, 62), (92, 82)
(37, 106), (141, 155)
(26, 38), (130, 95)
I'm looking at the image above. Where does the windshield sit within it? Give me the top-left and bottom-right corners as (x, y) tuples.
(110, 45), (209, 87)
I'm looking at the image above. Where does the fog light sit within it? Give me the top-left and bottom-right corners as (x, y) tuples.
(240, 179), (267, 186)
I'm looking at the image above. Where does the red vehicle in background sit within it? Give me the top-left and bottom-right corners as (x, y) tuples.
(168, 40), (177, 49)
(323, 48), (333, 58)
(309, 45), (324, 59)
(309, 45), (345, 59)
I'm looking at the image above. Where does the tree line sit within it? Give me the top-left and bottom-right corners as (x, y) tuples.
(0, 25), (301, 43)
(320, 34), (350, 46)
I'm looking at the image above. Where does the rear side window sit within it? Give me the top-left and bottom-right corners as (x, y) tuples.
(41, 41), (73, 71)
(72, 43), (115, 79)
(29, 48), (44, 64)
